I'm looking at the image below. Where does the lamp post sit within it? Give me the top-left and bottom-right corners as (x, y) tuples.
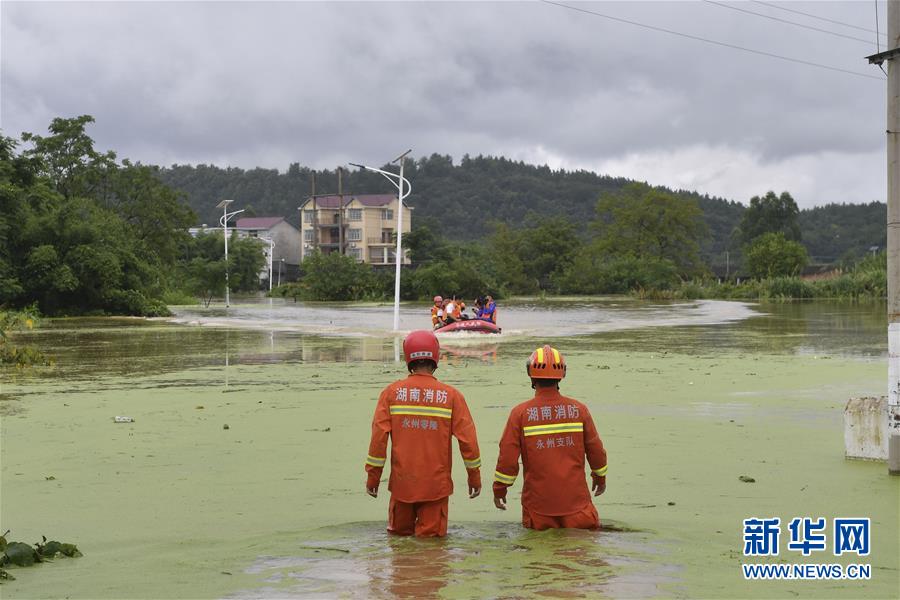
(351, 149), (412, 332)
(217, 199), (244, 308)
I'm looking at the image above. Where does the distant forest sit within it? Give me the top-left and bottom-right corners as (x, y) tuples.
(158, 154), (886, 268)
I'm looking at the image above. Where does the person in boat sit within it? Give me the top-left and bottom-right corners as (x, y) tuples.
(478, 295), (497, 324)
(455, 295), (468, 319)
(443, 297), (459, 326)
(365, 330), (482, 537)
(492, 345), (607, 530)
(472, 296), (484, 318)
(431, 296), (444, 330)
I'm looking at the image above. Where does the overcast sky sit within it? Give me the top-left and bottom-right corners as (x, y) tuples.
(1, 1), (892, 208)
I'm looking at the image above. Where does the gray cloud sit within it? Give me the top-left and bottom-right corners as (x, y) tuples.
(1, 1), (890, 207)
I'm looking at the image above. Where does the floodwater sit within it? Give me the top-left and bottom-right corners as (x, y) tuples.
(8, 298), (889, 380)
(1, 298), (898, 599)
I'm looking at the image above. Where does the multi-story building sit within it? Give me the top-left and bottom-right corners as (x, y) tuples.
(235, 217), (302, 282)
(187, 217), (301, 284)
(298, 193), (412, 265)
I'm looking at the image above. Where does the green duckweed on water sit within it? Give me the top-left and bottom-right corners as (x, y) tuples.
(0, 299), (898, 599)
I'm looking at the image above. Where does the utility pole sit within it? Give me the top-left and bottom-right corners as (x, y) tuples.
(312, 173), (318, 252)
(868, 0), (900, 475)
(338, 166), (344, 255)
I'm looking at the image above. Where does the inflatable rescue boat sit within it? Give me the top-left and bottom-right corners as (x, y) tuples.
(435, 319), (501, 334)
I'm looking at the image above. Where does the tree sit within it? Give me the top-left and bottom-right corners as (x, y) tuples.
(404, 221), (452, 265)
(181, 232), (267, 296)
(185, 257), (226, 307)
(108, 161), (196, 267)
(298, 251), (377, 301)
(554, 251), (679, 294)
(487, 223), (532, 294)
(518, 216), (582, 289)
(745, 232), (808, 278)
(739, 190), (801, 246)
(21, 115), (117, 201)
(227, 234), (268, 292)
(592, 183), (707, 274)
(1, 117), (196, 315)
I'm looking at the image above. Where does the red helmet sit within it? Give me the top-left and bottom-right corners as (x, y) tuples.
(433, 295), (443, 304)
(403, 330), (441, 367)
(526, 344), (566, 380)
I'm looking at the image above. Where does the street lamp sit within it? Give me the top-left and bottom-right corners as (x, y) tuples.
(350, 149), (412, 332)
(217, 199), (244, 307)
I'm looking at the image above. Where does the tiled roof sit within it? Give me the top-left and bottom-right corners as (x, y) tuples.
(235, 217), (285, 230)
(301, 194), (399, 209)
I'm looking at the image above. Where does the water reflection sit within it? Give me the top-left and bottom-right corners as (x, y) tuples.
(377, 539), (450, 599)
(443, 344), (499, 365)
(230, 520), (669, 599)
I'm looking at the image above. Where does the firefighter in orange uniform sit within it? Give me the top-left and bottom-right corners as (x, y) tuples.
(365, 330), (482, 537)
(492, 345), (607, 530)
(430, 295), (444, 329)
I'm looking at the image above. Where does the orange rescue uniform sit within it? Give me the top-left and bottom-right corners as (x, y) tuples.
(493, 386), (607, 529)
(366, 373), (481, 536)
(430, 305), (442, 327)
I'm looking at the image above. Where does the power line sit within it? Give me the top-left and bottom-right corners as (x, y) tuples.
(751, 0), (887, 38)
(703, 0), (874, 45)
(540, 0), (884, 81)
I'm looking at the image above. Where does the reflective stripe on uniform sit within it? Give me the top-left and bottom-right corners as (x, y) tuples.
(390, 405), (453, 419)
(522, 422), (584, 437)
(592, 465), (608, 477)
(366, 455), (386, 467)
(463, 457), (482, 469)
(494, 470), (516, 484)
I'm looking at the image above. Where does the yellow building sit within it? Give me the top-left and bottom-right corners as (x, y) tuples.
(298, 194), (412, 265)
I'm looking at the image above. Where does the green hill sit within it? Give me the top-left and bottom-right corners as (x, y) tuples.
(157, 154), (883, 267)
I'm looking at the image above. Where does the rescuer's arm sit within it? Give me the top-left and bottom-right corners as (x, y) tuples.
(583, 408), (608, 496)
(365, 388), (391, 498)
(492, 411), (521, 510)
(451, 394), (482, 499)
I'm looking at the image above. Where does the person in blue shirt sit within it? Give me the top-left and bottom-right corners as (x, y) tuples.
(478, 295), (497, 324)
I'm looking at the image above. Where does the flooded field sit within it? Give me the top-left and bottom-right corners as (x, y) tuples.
(1, 298), (897, 599)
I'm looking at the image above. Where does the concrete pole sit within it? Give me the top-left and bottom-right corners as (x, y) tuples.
(267, 239), (274, 292)
(887, 0), (900, 475)
(338, 167), (344, 255)
(393, 158), (404, 332)
(311, 173), (318, 252)
(223, 206), (230, 308)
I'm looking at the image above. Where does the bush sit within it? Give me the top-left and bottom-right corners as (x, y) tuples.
(745, 232), (808, 278)
(0, 306), (49, 366)
(555, 253), (680, 294)
(160, 289), (197, 306)
(765, 277), (815, 299)
(281, 251), (384, 301)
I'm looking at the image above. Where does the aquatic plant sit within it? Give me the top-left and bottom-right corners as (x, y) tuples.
(664, 254), (887, 301)
(0, 531), (82, 582)
(0, 306), (49, 366)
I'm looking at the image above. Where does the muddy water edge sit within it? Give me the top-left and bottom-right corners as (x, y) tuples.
(1, 299), (898, 599)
